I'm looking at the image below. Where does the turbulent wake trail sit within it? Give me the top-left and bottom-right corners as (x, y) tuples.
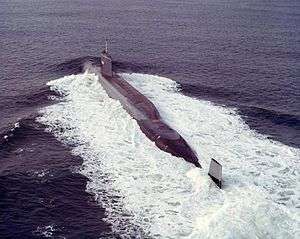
(37, 72), (299, 239)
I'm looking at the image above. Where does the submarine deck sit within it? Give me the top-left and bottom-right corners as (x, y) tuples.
(97, 70), (201, 168)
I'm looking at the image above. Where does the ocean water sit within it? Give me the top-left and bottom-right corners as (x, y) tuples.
(0, 0), (299, 238)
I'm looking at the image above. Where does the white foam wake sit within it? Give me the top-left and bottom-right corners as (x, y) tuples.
(37, 72), (299, 238)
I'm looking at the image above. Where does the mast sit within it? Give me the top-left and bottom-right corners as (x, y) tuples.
(105, 39), (108, 53)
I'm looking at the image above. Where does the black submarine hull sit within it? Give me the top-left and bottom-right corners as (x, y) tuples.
(96, 46), (223, 188)
(97, 71), (201, 168)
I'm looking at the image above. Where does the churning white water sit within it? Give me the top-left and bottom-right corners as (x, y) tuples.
(37, 72), (299, 238)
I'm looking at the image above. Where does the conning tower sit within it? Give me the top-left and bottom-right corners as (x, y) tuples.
(100, 40), (113, 77)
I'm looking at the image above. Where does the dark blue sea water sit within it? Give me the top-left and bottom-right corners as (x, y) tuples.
(0, 0), (299, 238)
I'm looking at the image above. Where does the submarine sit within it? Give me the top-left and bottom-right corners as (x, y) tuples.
(97, 41), (222, 188)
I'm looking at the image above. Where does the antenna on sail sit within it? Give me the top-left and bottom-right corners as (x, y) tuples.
(105, 39), (108, 53)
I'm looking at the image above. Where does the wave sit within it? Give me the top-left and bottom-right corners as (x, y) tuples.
(49, 56), (100, 75)
(239, 105), (300, 129)
(0, 115), (45, 153)
(50, 57), (161, 78)
(0, 122), (21, 146)
(37, 72), (299, 238)
(180, 82), (300, 130)
(113, 60), (162, 74)
(0, 87), (53, 113)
